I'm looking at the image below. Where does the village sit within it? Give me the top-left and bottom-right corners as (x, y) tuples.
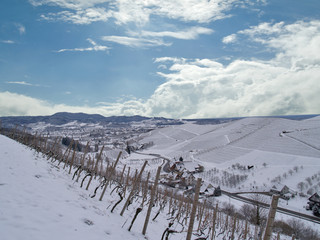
(158, 156), (320, 218)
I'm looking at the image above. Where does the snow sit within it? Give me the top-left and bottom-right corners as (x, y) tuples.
(0, 135), (152, 240)
(133, 116), (320, 225)
(1, 115), (320, 239)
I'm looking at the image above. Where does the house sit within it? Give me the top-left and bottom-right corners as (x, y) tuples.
(269, 185), (296, 200)
(213, 186), (222, 196)
(306, 193), (320, 216)
(195, 164), (204, 173)
(169, 162), (184, 173)
(280, 185), (290, 195)
(199, 183), (219, 197)
(309, 192), (320, 203)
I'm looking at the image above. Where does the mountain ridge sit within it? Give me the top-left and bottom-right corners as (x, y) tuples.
(0, 112), (318, 128)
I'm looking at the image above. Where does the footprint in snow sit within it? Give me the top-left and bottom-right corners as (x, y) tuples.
(83, 218), (94, 226)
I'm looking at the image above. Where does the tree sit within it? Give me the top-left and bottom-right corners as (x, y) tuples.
(306, 177), (312, 186)
(221, 202), (236, 216)
(297, 182), (306, 192)
(240, 204), (254, 222)
(61, 137), (83, 151)
(250, 194), (268, 226)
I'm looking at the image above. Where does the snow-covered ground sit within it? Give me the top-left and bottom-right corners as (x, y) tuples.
(134, 116), (320, 219)
(0, 135), (169, 240)
(1, 115), (320, 239)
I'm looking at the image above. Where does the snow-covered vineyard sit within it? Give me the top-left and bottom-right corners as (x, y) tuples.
(1, 116), (320, 240)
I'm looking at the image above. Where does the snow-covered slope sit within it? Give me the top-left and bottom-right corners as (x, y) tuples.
(137, 116), (320, 197)
(139, 117), (320, 161)
(1, 118), (320, 239)
(0, 135), (165, 240)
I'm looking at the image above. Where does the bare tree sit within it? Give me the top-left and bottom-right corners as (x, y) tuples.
(250, 194), (268, 226)
(297, 182), (306, 192)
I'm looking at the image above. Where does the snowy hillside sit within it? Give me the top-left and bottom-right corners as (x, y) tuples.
(1, 115), (320, 239)
(139, 117), (320, 160)
(0, 135), (146, 240)
(135, 116), (320, 211)
(2, 134), (298, 240)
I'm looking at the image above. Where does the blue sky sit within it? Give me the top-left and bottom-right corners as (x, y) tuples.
(0, 0), (319, 118)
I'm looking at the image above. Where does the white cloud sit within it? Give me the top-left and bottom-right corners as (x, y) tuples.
(29, 0), (108, 9)
(154, 57), (186, 64)
(1, 40), (15, 44)
(56, 38), (110, 52)
(135, 27), (213, 40)
(0, 91), (54, 116)
(238, 21), (286, 39)
(6, 81), (33, 86)
(31, 0), (245, 25)
(144, 20), (320, 118)
(101, 35), (171, 47)
(40, 8), (112, 24)
(229, 20), (320, 69)
(0, 91), (146, 117)
(101, 26), (213, 48)
(2, 20), (319, 118)
(15, 23), (26, 35)
(222, 33), (237, 44)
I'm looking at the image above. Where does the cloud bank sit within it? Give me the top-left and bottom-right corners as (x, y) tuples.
(2, 20), (319, 118)
(31, 0), (238, 25)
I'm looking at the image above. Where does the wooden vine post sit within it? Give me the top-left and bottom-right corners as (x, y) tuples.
(142, 166), (161, 235)
(58, 138), (73, 165)
(123, 166), (130, 198)
(197, 199), (206, 231)
(76, 141), (90, 182)
(32, 132), (38, 148)
(68, 142), (77, 174)
(263, 194), (279, 240)
(186, 178), (202, 240)
(99, 151), (122, 201)
(43, 134), (49, 152)
(119, 164), (126, 184)
(231, 216), (237, 240)
(63, 139), (74, 169)
(94, 145), (105, 178)
(142, 171), (150, 206)
(120, 161), (148, 216)
(243, 220), (248, 240)
(47, 137), (59, 160)
(211, 203), (218, 240)
(86, 146), (104, 190)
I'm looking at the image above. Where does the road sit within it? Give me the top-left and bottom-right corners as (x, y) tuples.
(132, 151), (172, 173)
(221, 190), (320, 224)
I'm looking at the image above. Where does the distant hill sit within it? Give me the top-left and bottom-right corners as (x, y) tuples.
(0, 112), (178, 128)
(0, 112), (318, 128)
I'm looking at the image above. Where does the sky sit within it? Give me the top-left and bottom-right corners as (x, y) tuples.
(0, 0), (319, 119)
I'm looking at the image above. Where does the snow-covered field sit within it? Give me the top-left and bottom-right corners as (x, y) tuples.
(137, 117), (320, 193)
(132, 116), (320, 220)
